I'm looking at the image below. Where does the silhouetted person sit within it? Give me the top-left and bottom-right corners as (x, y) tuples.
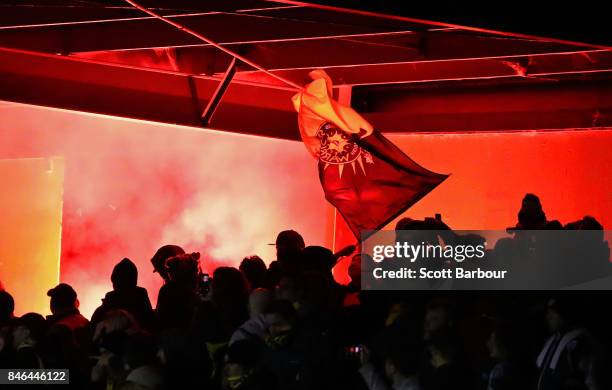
(347, 253), (362, 291)
(11, 312), (46, 368)
(266, 230), (305, 287)
(92, 258), (155, 330)
(90, 309), (141, 388)
(396, 216), (452, 241)
(275, 230), (305, 261)
(359, 337), (424, 390)
(46, 283), (89, 347)
(41, 323), (89, 388)
(159, 327), (212, 389)
(537, 296), (602, 390)
(302, 246), (348, 311)
(342, 253), (368, 307)
(485, 322), (535, 390)
(195, 267), (250, 345)
(260, 299), (304, 389)
(151, 244), (185, 283)
(90, 327), (129, 388)
(230, 288), (272, 345)
(261, 299), (335, 390)
(275, 272), (305, 309)
(122, 332), (164, 390)
(421, 300), (476, 390)
(222, 339), (278, 390)
(302, 245), (335, 274)
(0, 290), (14, 327)
(0, 290), (15, 366)
(248, 288), (272, 318)
(562, 216), (611, 282)
(211, 267), (250, 328)
(511, 193), (547, 230)
(156, 253), (200, 330)
(240, 255), (267, 290)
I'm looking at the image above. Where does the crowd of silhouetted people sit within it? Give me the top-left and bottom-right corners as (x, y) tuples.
(0, 193), (611, 390)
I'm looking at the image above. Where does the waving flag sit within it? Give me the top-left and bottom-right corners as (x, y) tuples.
(292, 70), (449, 239)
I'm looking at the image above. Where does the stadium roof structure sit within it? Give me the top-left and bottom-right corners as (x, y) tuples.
(1, 0), (611, 139)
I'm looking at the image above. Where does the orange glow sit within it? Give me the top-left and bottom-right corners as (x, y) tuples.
(333, 129), (612, 283)
(0, 157), (64, 316)
(1, 101), (611, 309)
(390, 130), (612, 230)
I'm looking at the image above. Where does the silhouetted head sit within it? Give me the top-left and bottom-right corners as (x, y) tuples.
(212, 267), (250, 308)
(565, 216), (605, 242)
(516, 193), (547, 229)
(0, 290), (15, 323)
(274, 230), (305, 262)
(424, 300), (457, 343)
(276, 273), (305, 304)
(546, 296), (582, 333)
(544, 220), (563, 230)
(47, 283), (78, 315)
(111, 258), (138, 291)
(302, 245), (335, 272)
(395, 217), (416, 231)
(166, 253), (200, 287)
(151, 245), (185, 282)
(13, 312), (46, 349)
(94, 309), (139, 342)
(487, 321), (522, 361)
(395, 218), (440, 245)
(239, 255), (267, 289)
(265, 300), (297, 338)
(223, 339), (260, 389)
(578, 216), (604, 230)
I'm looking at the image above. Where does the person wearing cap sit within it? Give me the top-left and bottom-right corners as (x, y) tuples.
(46, 283), (89, 341)
(265, 230), (306, 288)
(274, 230), (305, 262)
(156, 253), (201, 330)
(151, 244), (185, 283)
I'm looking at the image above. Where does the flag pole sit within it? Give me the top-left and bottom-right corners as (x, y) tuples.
(122, 0), (304, 91)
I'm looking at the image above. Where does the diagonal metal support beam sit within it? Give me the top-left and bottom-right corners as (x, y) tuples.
(123, 0), (302, 90)
(201, 57), (237, 126)
(265, 0), (612, 50)
(0, 46), (299, 140)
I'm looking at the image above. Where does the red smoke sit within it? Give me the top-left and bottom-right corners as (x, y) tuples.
(2, 101), (611, 314)
(0, 102), (328, 316)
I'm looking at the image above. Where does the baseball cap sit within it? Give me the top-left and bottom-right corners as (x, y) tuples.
(269, 230), (305, 250)
(47, 283), (77, 307)
(151, 244), (185, 273)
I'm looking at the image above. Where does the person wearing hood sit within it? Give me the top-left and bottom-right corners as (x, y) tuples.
(92, 258), (155, 330)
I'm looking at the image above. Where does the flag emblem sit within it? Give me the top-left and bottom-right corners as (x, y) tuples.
(318, 122), (373, 177)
